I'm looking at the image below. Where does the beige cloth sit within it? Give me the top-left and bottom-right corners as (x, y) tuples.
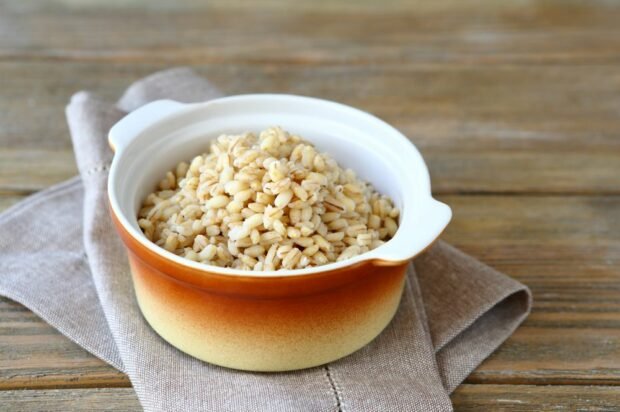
(0, 68), (531, 412)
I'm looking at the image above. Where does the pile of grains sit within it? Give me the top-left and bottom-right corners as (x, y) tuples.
(138, 127), (399, 271)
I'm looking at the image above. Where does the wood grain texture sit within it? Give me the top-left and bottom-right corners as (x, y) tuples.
(452, 384), (620, 411)
(0, 297), (129, 390)
(441, 194), (620, 385)
(2, 0), (620, 65)
(2, 62), (620, 194)
(0, 385), (619, 411)
(0, 388), (139, 411)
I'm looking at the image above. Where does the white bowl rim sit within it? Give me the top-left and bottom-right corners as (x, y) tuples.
(108, 93), (451, 278)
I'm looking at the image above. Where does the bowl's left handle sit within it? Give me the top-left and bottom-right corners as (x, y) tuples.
(108, 100), (185, 153)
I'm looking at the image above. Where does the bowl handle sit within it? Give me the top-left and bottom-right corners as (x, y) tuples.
(368, 198), (452, 266)
(108, 100), (185, 152)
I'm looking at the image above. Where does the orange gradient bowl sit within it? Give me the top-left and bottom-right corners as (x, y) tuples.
(107, 95), (451, 371)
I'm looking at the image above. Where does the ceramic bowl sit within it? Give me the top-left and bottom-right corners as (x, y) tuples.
(107, 94), (451, 371)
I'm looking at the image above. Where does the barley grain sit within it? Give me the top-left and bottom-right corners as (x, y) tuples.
(139, 127), (399, 270)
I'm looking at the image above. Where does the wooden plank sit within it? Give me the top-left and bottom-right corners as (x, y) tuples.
(0, 150), (77, 194)
(0, 388), (139, 411)
(0, 384), (618, 411)
(1, 193), (619, 389)
(469, 326), (620, 386)
(438, 195), (620, 265)
(439, 194), (620, 385)
(1, 62), (620, 194)
(2, 0), (620, 65)
(0, 194), (23, 211)
(452, 384), (620, 411)
(0, 297), (130, 390)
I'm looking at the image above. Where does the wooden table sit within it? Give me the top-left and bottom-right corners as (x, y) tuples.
(1, 1), (619, 410)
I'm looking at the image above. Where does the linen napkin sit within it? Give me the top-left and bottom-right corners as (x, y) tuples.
(0, 68), (531, 412)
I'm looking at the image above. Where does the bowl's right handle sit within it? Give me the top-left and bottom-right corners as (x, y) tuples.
(368, 198), (452, 266)
(108, 100), (185, 153)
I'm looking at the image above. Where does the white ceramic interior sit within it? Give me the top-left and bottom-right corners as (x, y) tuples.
(108, 94), (451, 277)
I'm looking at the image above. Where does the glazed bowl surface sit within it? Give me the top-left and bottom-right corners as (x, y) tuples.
(107, 94), (451, 371)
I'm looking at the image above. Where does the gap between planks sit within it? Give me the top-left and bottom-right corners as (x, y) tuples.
(3, 52), (620, 67)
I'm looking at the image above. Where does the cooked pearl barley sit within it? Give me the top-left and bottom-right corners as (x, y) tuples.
(274, 189), (294, 208)
(138, 127), (399, 270)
